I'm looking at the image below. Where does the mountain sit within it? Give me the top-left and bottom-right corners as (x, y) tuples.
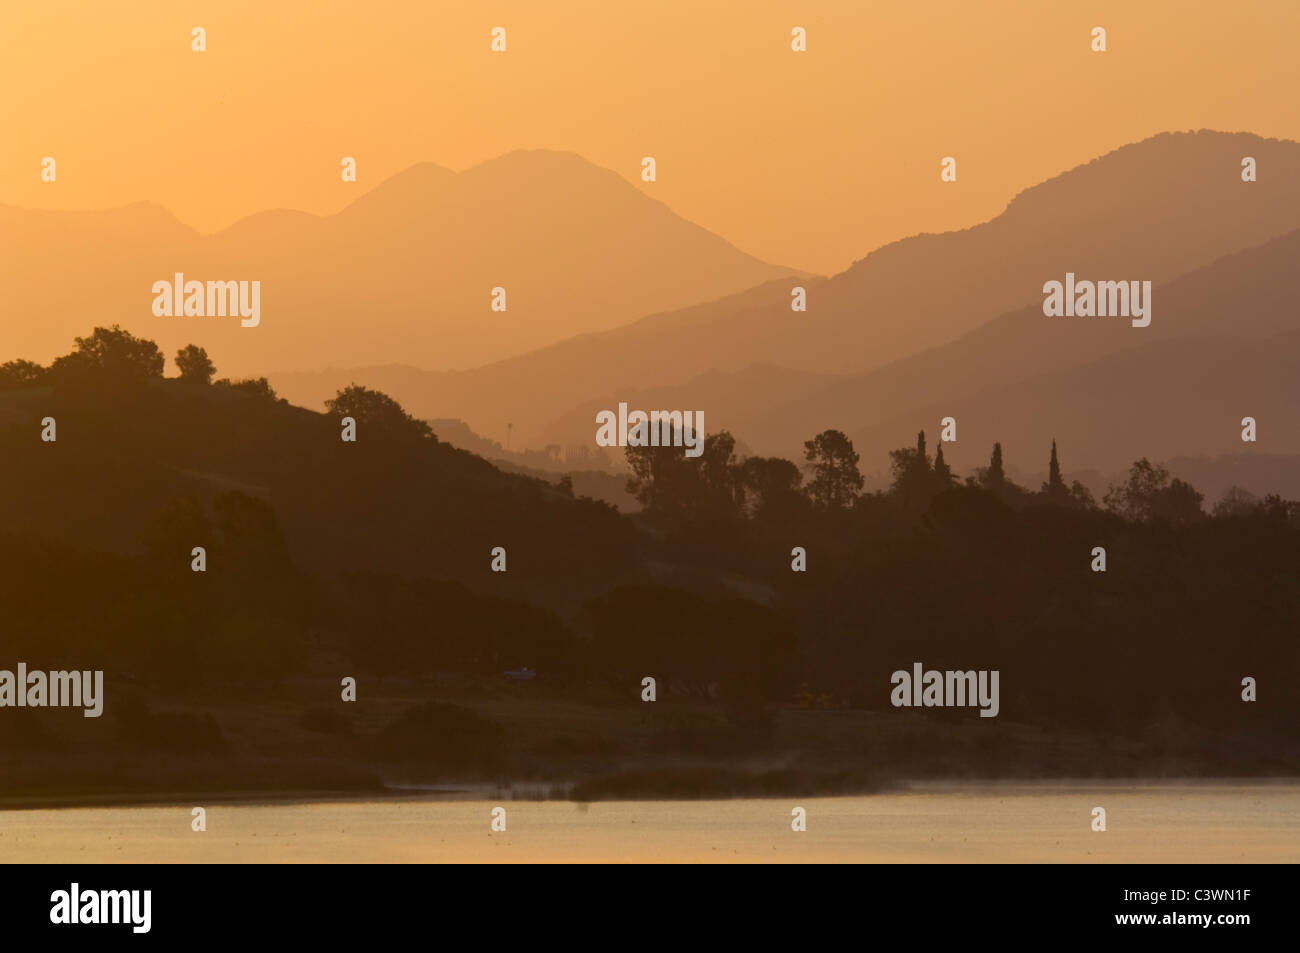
(843, 329), (1300, 482)
(518, 225), (1300, 483)
(268, 276), (810, 438)
(786, 225), (1300, 476)
(267, 131), (1300, 446)
(532, 364), (841, 451)
(0, 150), (802, 373)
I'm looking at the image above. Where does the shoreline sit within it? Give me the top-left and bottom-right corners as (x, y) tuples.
(4, 775), (1298, 813)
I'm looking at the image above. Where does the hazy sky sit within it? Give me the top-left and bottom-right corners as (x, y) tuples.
(3, 0), (1297, 274)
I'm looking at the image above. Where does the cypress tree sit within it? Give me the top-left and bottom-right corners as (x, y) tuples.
(986, 442), (1005, 488)
(1047, 439), (1066, 497)
(933, 443), (954, 488)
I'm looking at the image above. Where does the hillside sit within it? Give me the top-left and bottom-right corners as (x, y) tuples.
(1, 329), (1298, 803)
(0, 373), (639, 611)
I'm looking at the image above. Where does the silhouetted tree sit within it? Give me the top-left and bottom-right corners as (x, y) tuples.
(229, 377), (279, 401)
(175, 344), (215, 384)
(50, 325), (164, 380)
(932, 443), (955, 491)
(982, 442), (1006, 489)
(626, 431), (741, 521)
(1104, 458), (1203, 525)
(1159, 478), (1206, 525)
(803, 429), (863, 510)
(1069, 480), (1097, 509)
(626, 442), (685, 513)
(698, 430), (743, 513)
(324, 384), (435, 442)
(212, 376), (280, 401)
(1260, 494), (1300, 526)
(889, 429), (939, 508)
(739, 456), (804, 520)
(1042, 439), (1068, 501)
(1213, 485), (1260, 518)
(0, 359), (47, 390)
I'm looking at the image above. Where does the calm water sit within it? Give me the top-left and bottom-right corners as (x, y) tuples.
(3, 782), (1297, 863)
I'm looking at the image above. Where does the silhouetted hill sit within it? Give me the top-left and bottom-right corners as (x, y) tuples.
(435, 223), (1300, 487)
(533, 364), (840, 453)
(842, 330), (1300, 483)
(2, 329), (1298, 803)
(269, 132), (1300, 445)
(0, 375), (638, 609)
(1166, 454), (1300, 506)
(771, 225), (1300, 476)
(0, 150), (801, 373)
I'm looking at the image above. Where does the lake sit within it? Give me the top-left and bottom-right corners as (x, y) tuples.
(3, 781), (1297, 863)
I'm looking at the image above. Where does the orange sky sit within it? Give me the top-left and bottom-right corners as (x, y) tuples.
(2, 0), (1297, 275)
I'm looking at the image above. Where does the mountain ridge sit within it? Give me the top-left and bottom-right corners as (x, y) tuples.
(1, 151), (805, 372)
(267, 130), (1300, 450)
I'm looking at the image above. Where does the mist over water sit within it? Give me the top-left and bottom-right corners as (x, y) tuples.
(5, 782), (1297, 863)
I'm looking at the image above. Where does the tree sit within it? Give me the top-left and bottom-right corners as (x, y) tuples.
(1260, 494), (1300, 525)
(1156, 478), (1205, 525)
(626, 431), (741, 521)
(224, 377), (279, 401)
(324, 384), (435, 442)
(626, 443), (687, 513)
(932, 443), (955, 490)
(0, 359), (47, 390)
(802, 429), (863, 510)
(175, 344), (215, 384)
(889, 430), (934, 508)
(969, 441), (1030, 505)
(981, 442), (1006, 490)
(1042, 439), (1067, 500)
(739, 456), (804, 519)
(1104, 458), (1204, 525)
(50, 325), (164, 380)
(1069, 480), (1096, 509)
(1213, 485), (1260, 518)
(1104, 459), (1166, 520)
(697, 430), (742, 513)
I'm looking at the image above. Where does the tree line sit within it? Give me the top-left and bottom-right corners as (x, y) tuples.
(628, 424), (1298, 529)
